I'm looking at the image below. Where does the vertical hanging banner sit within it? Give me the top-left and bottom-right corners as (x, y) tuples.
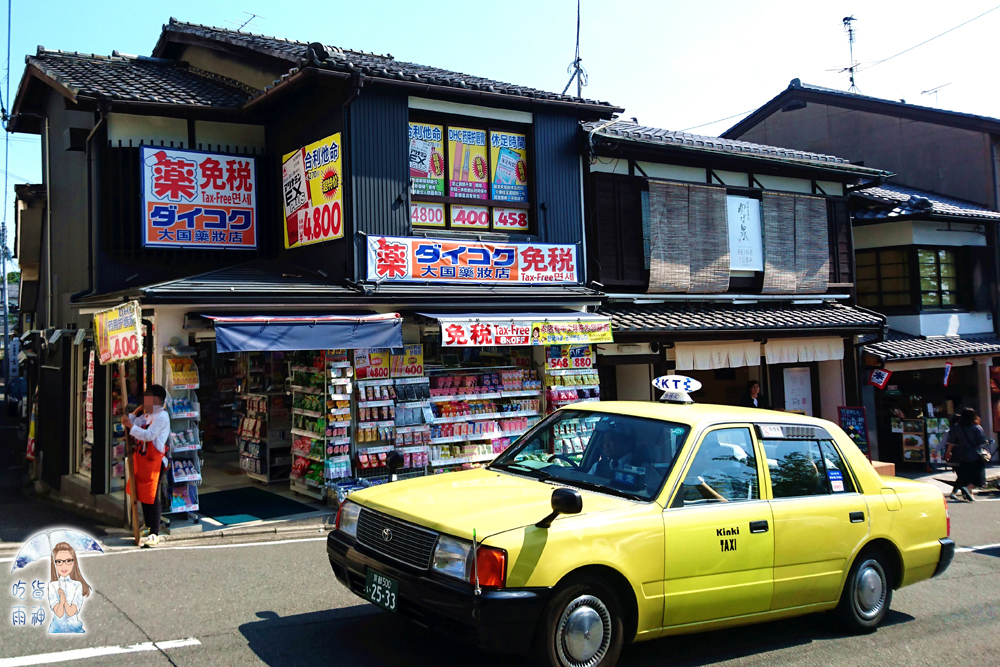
(84, 351), (95, 444)
(282, 133), (345, 249)
(409, 123), (445, 197)
(490, 130), (528, 202)
(93, 301), (144, 365)
(140, 146), (257, 249)
(448, 127), (488, 199)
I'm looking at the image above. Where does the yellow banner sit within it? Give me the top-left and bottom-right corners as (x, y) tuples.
(93, 301), (144, 365)
(531, 321), (613, 346)
(355, 348), (391, 380)
(490, 130), (528, 202)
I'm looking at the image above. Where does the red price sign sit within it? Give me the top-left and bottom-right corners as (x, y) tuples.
(572, 356), (593, 368)
(492, 208), (529, 230)
(450, 204), (489, 228)
(545, 345), (596, 371)
(298, 201), (342, 243)
(93, 301), (144, 365)
(411, 202), (445, 227)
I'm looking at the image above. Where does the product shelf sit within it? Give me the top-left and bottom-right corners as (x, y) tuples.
(290, 427), (327, 439)
(289, 385), (324, 395)
(430, 453), (496, 467)
(292, 408), (324, 418)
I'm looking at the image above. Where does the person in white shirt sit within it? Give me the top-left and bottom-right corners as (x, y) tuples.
(47, 542), (91, 633)
(122, 384), (170, 547)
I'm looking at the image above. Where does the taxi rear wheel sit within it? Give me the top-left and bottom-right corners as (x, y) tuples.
(533, 575), (624, 667)
(836, 547), (893, 633)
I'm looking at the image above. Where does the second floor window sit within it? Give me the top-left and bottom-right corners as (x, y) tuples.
(857, 247), (962, 311)
(408, 120), (530, 234)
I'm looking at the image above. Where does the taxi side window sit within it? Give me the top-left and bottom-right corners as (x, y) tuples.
(819, 440), (856, 494)
(679, 428), (759, 506)
(768, 439), (854, 498)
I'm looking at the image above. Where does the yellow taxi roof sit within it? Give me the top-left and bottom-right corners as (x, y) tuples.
(566, 401), (838, 431)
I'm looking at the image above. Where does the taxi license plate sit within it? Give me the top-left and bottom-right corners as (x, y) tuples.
(364, 569), (398, 612)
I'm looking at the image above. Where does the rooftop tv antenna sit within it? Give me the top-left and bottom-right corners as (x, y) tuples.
(842, 16), (861, 93)
(226, 12), (263, 32)
(920, 82), (952, 105)
(562, 0), (588, 98)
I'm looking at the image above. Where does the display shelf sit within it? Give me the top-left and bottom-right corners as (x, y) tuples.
(357, 444), (394, 455)
(358, 420), (396, 429)
(500, 389), (542, 397)
(429, 430), (504, 445)
(289, 385), (324, 395)
(328, 393), (352, 401)
(291, 451), (324, 462)
(292, 408), (324, 418)
(329, 378), (352, 385)
(396, 400), (430, 408)
(329, 436), (351, 446)
(357, 378), (395, 387)
(329, 407), (351, 416)
(170, 411), (200, 420)
(328, 420), (351, 428)
(290, 479), (325, 500)
(430, 453), (495, 466)
(395, 377), (429, 385)
(358, 399), (394, 409)
(328, 361), (353, 368)
(291, 427), (326, 439)
(171, 442), (202, 452)
(430, 392), (502, 403)
(246, 472), (269, 483)
(551, 397), (601, 404)
(396, 425), (430, 434)
(431, 409), (539, 425)
(290, 365), (324, 374)
(554, 384), (600, 391)
(173, 472), (201, 483)
(397, 445), (430, 454)
(546, 368), (598, 377)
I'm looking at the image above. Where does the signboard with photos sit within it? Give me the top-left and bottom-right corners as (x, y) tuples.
(282, 133), (345, 248)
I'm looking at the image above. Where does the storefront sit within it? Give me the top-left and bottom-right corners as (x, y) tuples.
(862, 332), (1000, 467)
(596, 300), (884, 425)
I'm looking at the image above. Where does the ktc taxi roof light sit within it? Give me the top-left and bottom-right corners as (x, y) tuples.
(471, 545), (507, 589)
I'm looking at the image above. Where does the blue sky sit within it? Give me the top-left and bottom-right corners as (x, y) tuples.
(3, 0), (1000, 264)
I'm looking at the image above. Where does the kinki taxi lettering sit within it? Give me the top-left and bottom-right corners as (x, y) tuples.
(717, 526), (739, 552)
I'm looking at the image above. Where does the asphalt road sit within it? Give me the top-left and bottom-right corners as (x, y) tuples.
(1, 498), (999, 667)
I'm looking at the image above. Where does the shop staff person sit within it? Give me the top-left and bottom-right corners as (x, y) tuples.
(122, 385), (170, 548)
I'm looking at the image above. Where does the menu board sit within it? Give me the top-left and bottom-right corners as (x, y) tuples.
(837, 407), (870, 457)
(901, 419), (926, 463)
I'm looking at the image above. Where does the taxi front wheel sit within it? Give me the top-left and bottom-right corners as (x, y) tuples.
(533, 575), (624, 667)
(836, 547), (893, 633)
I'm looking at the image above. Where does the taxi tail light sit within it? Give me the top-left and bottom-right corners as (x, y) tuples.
(471, 546), (507, 589)
(944, 495), (950, 537)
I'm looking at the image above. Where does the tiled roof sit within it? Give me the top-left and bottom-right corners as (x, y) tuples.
(863, 329), (1000, 361)
(159, 19), (617, 110)
(24, 47), (252, 107)
(853, 183), (1000, 221)
(584, 120), (887, 175)
(724, 79), (1000, 139)
(599, 302), (885, 335)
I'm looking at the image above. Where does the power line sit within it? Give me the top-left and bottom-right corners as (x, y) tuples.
(866, 4), (1000, 73)
(680, 108), (758, 133)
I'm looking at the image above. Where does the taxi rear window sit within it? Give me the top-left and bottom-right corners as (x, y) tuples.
(763, 439), (856, 498)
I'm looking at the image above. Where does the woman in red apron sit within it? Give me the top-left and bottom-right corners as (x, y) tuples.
(123, 385), (170, 547)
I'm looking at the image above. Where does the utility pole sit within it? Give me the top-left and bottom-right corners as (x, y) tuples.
(2, 214), (9, 398)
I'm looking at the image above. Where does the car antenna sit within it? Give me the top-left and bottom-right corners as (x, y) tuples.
(472, 528), (481, 596)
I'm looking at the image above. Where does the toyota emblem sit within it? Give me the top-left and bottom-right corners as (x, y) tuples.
(382, 528), (393, 542)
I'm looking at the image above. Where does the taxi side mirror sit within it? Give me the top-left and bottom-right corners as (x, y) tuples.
(536, 488), (583, 528)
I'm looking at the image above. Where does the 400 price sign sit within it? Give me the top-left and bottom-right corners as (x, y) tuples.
(93, 301), (144, 365)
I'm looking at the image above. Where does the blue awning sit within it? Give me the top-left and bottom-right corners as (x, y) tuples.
(204, 313), (402, 354)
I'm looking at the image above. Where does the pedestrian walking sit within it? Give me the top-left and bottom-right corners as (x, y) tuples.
(944, 407), (987, 502)
(122, 385), (170, 547)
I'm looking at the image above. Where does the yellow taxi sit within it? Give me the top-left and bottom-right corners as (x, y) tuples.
(327, 399), (953, 667)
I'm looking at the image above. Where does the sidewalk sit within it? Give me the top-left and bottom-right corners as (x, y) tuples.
(893, 461), (1000, 496)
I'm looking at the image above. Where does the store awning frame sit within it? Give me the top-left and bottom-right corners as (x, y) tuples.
(203, 313), (403, 354)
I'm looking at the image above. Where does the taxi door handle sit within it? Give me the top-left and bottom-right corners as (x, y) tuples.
(749, 520), (769, 534)
(849, 511), (865, 523)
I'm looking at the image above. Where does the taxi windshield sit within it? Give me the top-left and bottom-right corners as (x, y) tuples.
(490, 410), (691, 501)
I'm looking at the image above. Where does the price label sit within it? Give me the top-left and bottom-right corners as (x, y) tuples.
(391, 345), (425, 378)
(492, 208), (529, 230)
(546, 345), (596, 371)
(356, 348), (391, 379)
(450, 204), (489, 229)
(297, 201), (343, 243)
(410, 202), (445, 227)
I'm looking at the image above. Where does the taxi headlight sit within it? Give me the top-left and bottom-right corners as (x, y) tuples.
(335, 501), (361, 539)
(431, 535), (472, 581)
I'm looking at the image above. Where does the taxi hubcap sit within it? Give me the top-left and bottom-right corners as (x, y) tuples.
(854, 559), (886, 620)
(557, 595), (611, 667)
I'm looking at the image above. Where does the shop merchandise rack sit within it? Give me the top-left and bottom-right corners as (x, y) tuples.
(426, 367), (542, 472)
(109, 365), (128, 492)
(544, 368), (601, 414)
(238, 393), (292, 483)
(164, 351), (202, 517)
(290, 352), (354, 501)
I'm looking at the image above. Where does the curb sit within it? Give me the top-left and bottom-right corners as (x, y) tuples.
(162, 514), (335, 543)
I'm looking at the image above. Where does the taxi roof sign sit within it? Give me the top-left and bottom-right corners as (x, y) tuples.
(652, 375), (701, 404)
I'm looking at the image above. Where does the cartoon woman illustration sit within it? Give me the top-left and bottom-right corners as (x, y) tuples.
(47, 542), (91, 633)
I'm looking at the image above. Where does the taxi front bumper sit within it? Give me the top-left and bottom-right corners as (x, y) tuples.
(326, 529), (551, 654)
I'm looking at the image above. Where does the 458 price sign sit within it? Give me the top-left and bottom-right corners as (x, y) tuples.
(93, 301), (144, 365)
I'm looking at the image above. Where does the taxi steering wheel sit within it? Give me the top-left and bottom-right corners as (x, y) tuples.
(547, 453), (582, 469)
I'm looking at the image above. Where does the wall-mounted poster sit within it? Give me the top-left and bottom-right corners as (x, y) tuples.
(282, 133), (344, 248)
(490, 130), (527, 202)
(409, 122), (445, 197)
(448, 127), (488, 199)
(141, 146), (257, 249)
(783, 367), (813, 416)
